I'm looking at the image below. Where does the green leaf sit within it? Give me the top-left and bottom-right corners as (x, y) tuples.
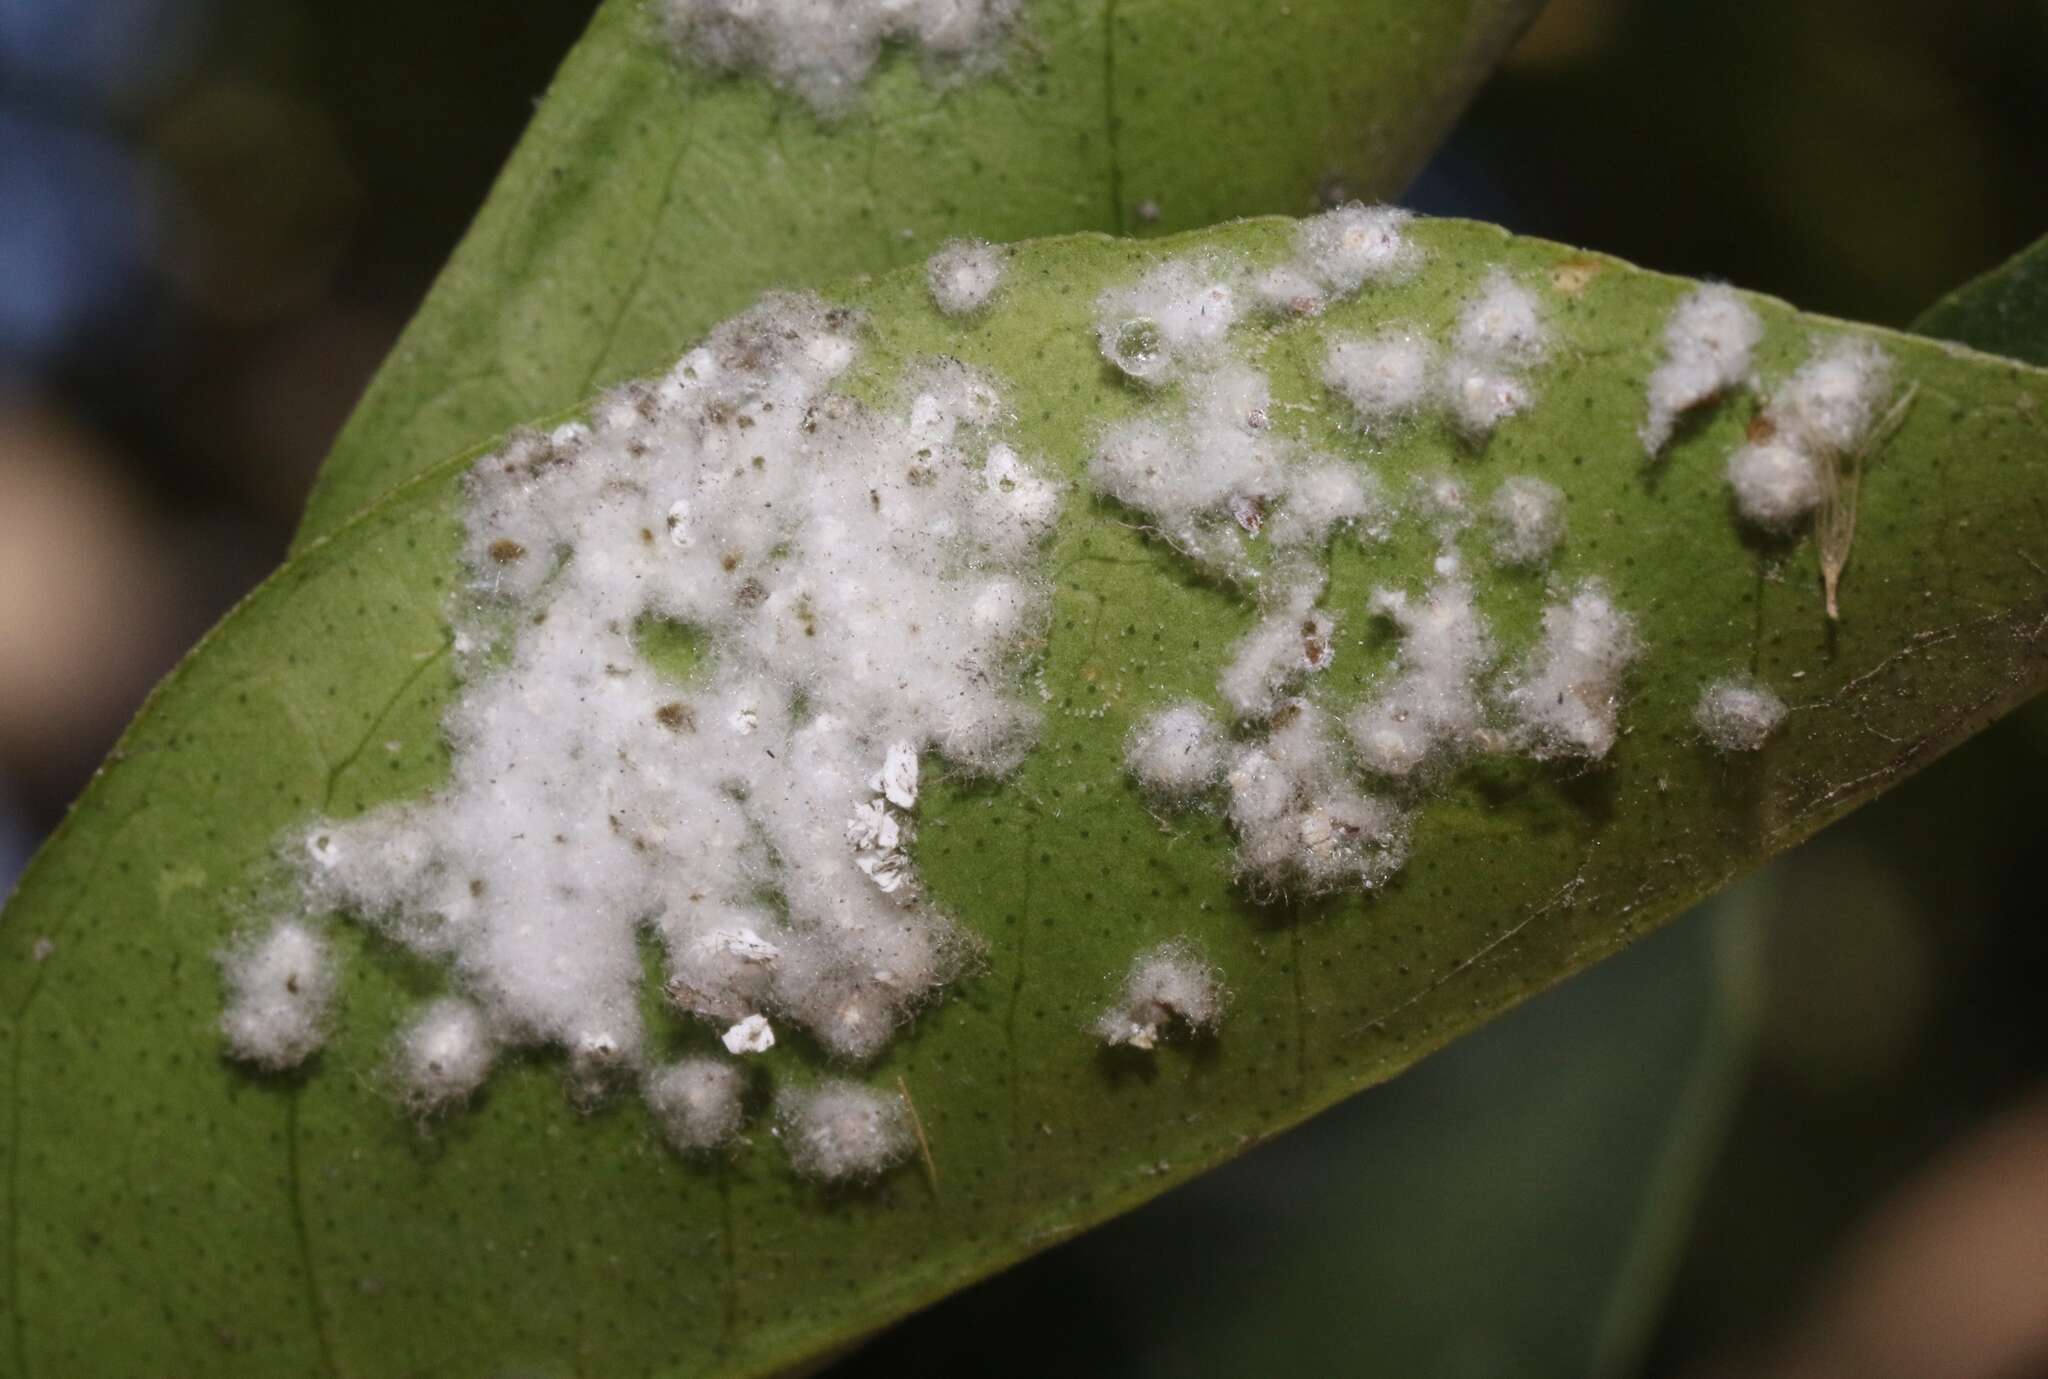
(7, 217), (2048, 1379)
(292, 0), (1545, 550)
(1914, 233), (2048, 366)
(848, 885), (1765, 1379)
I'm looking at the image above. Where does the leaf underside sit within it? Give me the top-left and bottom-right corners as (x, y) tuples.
(6, 217), (2048, 1379)
(293, 0), (1544, 551)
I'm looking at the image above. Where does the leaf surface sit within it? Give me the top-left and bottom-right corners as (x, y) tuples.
(6, 217), (2048, 1379)
(292, 0), (1545, 549)
(1915, 233), (2048, 367)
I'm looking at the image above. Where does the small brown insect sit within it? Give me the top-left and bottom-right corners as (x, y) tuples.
(487, 539), (527, 563)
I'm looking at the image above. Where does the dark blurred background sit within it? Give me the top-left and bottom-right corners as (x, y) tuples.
(3, 0), (2045, 1374)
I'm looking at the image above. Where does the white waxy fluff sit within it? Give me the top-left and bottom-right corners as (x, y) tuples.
(1722, 335), (1895, 533)
(1641, 285), (1763, 453)
(1726, 440), (1824, 532)
(1089, 360), (1385, 582)
(1250, 205), (1421, 319)
(219, 920), (336, 1071)
(1770, 337), (1894, 457)
(396, 997), (495, 1110)
(777, 1080), (913, 1182)
(1501, 580), (1642, 761)
(1694, 676), (1788, 752)
(1095, 256), (1243, 386)
(1268, 458), (1384, 549)
(645, 1057), (747, 1152)
(926, 237), (1005, 315)
(1323, 329), (1436, 428)
(1217, 582), (1337, 721)
(1094, 939), (1229, 1050)
(1226, 702), (1409, 893)
(1347, 579), (1492, 779)
(1125, 701), (1227, 799)
(1486, 475), (1567, 568)
(1455, 269), (1549, 368)
(266, 294), (1061, 1124)
(1444, 357), (1532, 439)
(1442, 269), (1549, 440)
(1293, 203), (1422, 295)
(663, 0), (1024, 115)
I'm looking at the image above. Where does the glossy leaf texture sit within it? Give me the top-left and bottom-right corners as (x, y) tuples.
(6, 216), (2048, 1379)
(292, 0), (1545, 549)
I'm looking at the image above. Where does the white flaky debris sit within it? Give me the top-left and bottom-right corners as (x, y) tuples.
(721, 1013), (777, 1055)
(1501, 580), (1642, 760)
(1094, 939), (1229, 1050)
(871, 739), (920, 808)
(396, 997), (496, 1111)
(1348, 578), (1492, 779)
(926, 237), (1005, 315)
(776, 1080), (913, 1182)
(1694, 676), (1788, 752)
(219, 920), (336, 1071)
(645, 1057), (746, 1151)
(259, 294), (1058, 1125)
(662, 0), (1024, 116)
(1641, 284), (1763, 454)
(1486, 475), (1567, 567)
(1125, 701), (1227, 800)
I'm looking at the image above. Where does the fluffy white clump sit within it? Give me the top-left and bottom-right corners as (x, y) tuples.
(396, 997), (495, 1110)
(1347, 578), (1492, 779)
(777, 1079), (912, 1182)
(1455, 269), (1549, 368)
(1323, 329), (1436, 428)
(645, 1057), (747, 1152)
(1501, 580), (1642, 760)
(1096, 256), (1243, 386)
(1486, 475), (1566, 567)
(265, 294), (1061, 1119)
(220, 920), (337, 1070)
(1641, 285), (1763, 454)
(1725, 441), (1824, 532)
(1771, 337), (1894, 457)
(1694, 676), (1788, 752)
(1226, 702), (1409, 893)
(1443, 269), (1548, 440)
(1125, 701), (1227, 799)
(1090, 361), (1387, 581)
(1095, 939), (1229, 1050)
(1293, 204), (1422, 297)
(1725, 336), (1894, 533)
(663, 0), (1023, 115)
(1252, 204), (1422, 317)
(926, 237), (1005, 315)
(1217, 581), (1337, 720)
